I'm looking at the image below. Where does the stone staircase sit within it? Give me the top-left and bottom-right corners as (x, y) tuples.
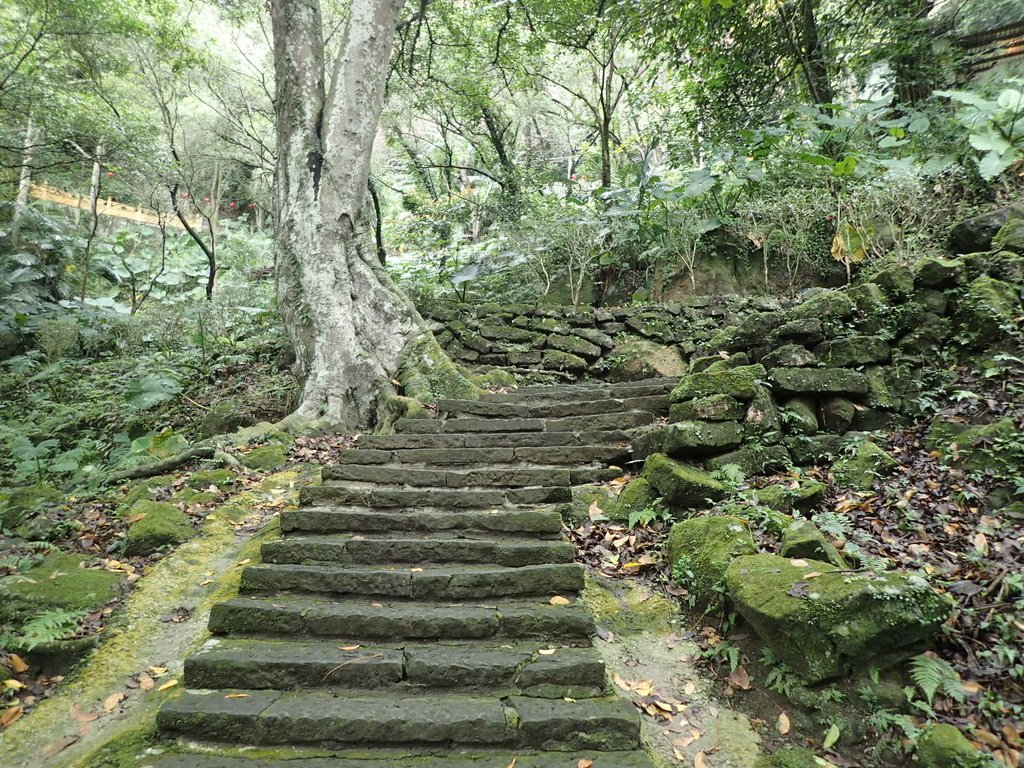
(153, 379), (678, 767)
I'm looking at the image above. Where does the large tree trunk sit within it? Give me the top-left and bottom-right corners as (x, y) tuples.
(271, 0), (473, 431)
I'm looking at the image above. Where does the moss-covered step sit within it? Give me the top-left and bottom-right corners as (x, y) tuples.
(238, 562), (584, 600)
(322, 464), (571, 488)
(280, 507), (565, 536)
(184, 638), (605, 697)
(725, 553), (951, 683)
(299, 486), (571, 508)
(149, 751), (656, 767)
(208, 596), (596, 642)
(357, 429), (632, 450)
(832, 441), (899, 490)
(262, 535), (573, 567)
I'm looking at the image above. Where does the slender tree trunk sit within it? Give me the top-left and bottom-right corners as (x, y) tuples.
(11, 115), (38, 246)
(271, 0), (470, 430)
(80, 144), (104, 303)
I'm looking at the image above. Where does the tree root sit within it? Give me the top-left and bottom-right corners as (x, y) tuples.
(107, 441), (245, 483)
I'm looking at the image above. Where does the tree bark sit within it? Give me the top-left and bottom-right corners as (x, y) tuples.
(271, 0), (473, 431)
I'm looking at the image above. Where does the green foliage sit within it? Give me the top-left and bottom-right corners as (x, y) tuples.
(125, 371), (183, 410)
(908, 653), (967, 707)
(5, 608), (85, 651)
(937, 80), (1024, 180)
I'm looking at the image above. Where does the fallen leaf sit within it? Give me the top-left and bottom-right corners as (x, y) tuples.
(148, 666), (168, 677)
(684, 681), (697, 696)
(549, 596), (571, 606)
(695, 751), (708, 768)
(973, 532), (988, 555)
(126, 513), (148, 524)
(0, 705), (24, 728)
(103, 692), (126, 713)
(789, 558), (809, 567)
(504, 759), (517, 768)
(70, 704), (99, 723)
(8, 654), (29, 673)
(156, 680), (179, 692)
(370, 602), (383, 608)
(138, 673), (154, 691)
(578, 760), (594, 768)
(225, 693), (250, 699)
(410, 567), (424, 573)
(199, 579), (214, 586)
(727, 666), (751, 690)
(42, 735), (79, 757)
(538, 648), (557, 656)
(823, 722), (841, 750)
(803, 571), (823, 579)
(778, 711), (791, 735)
(339, 645), (361, 651)
(3, 679), (25, 691)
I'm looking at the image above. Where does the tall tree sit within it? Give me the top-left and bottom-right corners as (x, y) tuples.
(271, 0), (471, 430)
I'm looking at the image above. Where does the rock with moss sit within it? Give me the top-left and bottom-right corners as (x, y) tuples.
(662, 420), (744, 458)
(553, 485), (617, 527)
(704, 354), (750, 373)
(865, 366), (899, 409)
(241, 444), (288, 471)
(833, 441), (899, 490)
(785, 434), (846, 465)
(918, 289), (950, 316)
(754, 480), (826, 514)
(187, 469), (237, 490)
(992, 217), (1024, 255)
(608, 478), (659, 523)
(769, 367), (869, 396)
(868, 263), (915, 299)
(780, 519), (847, 567)
(170, 488), (219, 506)
(786, 290), (855, 322)
(642, 453), (727, 509)
(722, 311), (785, 348)
(924, 417), (1017, 474)
(847, 282), (889, 315)
(603, 337), (685, 382)
(542, 349), (588, 372)
(781, 397), (818, 435)
(915, 723), (989, 768)
(754, 747), (821, 768)
(469, 369), (517, 389)
(546, 333), (602, 361)
(0, 552), (121, 621)
(774, 318), (825, 345)
(0, 484), (62, 530)
(898, 311), (951, 352)
(397, 334), (479, 404)
(949, 203), (1024, 253)
(760, 344), (818, 369)
(816, 336), (891, 367)
(705, 445), (791, 476)
(120, 475), (176, 509)
(914, 257), (966, 289)
(123, 500), (194, 555)
(199, 400), (253, 439)
(669, 394), (745, 422)
(958, 276), (1021, 346)
(670, 364), (766, 403)
(819, 396), (856, 434)
(744, 385), (783, 442)
(726, 553), (951, 682)
(666, 515), (756, 605)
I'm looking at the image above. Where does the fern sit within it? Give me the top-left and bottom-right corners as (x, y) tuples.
(813, 511), (853, 538)
(15, 609), (85, 651)
(909, 653), (966, 706)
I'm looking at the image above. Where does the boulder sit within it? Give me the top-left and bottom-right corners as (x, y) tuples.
(784, 434), (846, 466)
(868, 263), (915, 300)
(666, 516), (757, 605)
(187, 469), (238, 490)
(957, 276), (1021, 345)
(0, 484), (62, 530)
(781, 398), (818, 435)
(864, 366), (899, 410)
(199, 400), (254, 439)
(993, 217), (1024, 254)
(924, 417), (1017, 474)
(780, 519), (847, 567)
(642, 453), (727, 509)
(948, 202), (1024, 254)
(704, 445), (791, 476)
(725, 553), (951, 682)
(914, 723), (986, 768)
(760, 344), (818, 368)
(846, 282), (888, 315)
(914, 257), (965, 289)
(769, 368), (869, 396)
(815, 336), (891, 367)
(669, 394), (745, 422)
(917, 289), (949, 316)
(546, 333), (602, 361)
(608, 478), (658, 523)
(898, 311), (951, 352)
(818, 396), (856, 434)
(786, 290), (855, 322)
(571, 327), (615, 350)
(724, 311), (785, 348)
(123, 500), (194, 555)
(744, 385), (782, 439)
(542, 349), (588, 372)
(662, 421), (744, 458)
(0, 552), (121, 622)
(773, 318), (825, 345)
(753, 481), (826, 514)
(241, 445), (288, 471)
(832, 441), (899, 490)
(670, 365), (767, 402)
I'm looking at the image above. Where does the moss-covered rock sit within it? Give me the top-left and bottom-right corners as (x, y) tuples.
(847, 282), (889, 315)
(542, 349), (588, 372)
(898, 311), (951, 352)
(744, 384), (782, 440)
(754, 747), (821, 768)
(199, 399), (253, 438)
(725, 553), (951, 682)
(864, 366), (899, 410)
(869, 263), (915, 299)
(241, 444), (288, 471)
(760, 344), (818, 368)
(642, 453), (727, 509)
(786, 290), (855, 322)
(785, 434), (846, 465)
(924, 417), (1017, 474)
(918, 289), (950, 316)
(949, 203), (1024, 254)
(915, 723), (988, 768)
(546, 333), (602, 361)
(774, 317), (825, 345)
(816, 336), (891, 367)
(397, 333), (480, 404)
(122, 500), (194, 555)
(669, 394), (745, 422)
(469, 368), (518, 389)
(187, 469), (237, 490)
(121, 475), (176, 508)
(662, 420), (744, 458)
(608, 478), (659, 523)
(833, 441), (899, 490)
(781, 397), (818, 435)
(915, 257), (966, 289)
(0, 483), (62, 530)
(819, 396), (856, 434)
(992, 217), (1024, 255)
(0, 552), (121, 621)
(780, 519), (847, 567)
(769, 367), (869, 396)
(553, 485), (618, 527)
(724, 311), (785, 348)
(753, 480), (826, 514)
(603, 337), (686, 382)
(704, 445), (791, 476)
(170, 488), (218, 506)
(957, 275), (1021, 345)
(666, 515), (757, 605)
(670, 364), (767, 402)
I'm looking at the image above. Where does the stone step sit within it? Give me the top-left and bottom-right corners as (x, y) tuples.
(149, 749), (657, 767)
(208, 596), (596, 642)
(157, 690), (640, 750)
(263, 535), (574, 567)
(322, 464), (572, 488)
(479, 378), (677, 403)
(240, 562), (584, 600)
(281, 507), (565, 536)
(393, 411), (655, 434)
(299, 485), (571, 509)
(328, 445), (630, 467)
(184, 638), (605, 696)
(437, 397), (667, 419)
(357, 429), (631, 450)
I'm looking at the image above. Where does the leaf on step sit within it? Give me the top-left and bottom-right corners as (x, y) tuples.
(138, 673), (154, 691)
(148, 666), (168, 677)
(156, 680), (178, 692)
(694, 751), (708, 768)
(339, 645), (360, 651)
(70, 704), (98, 723)
(42, 734), (79, 757)
(549, 596), (571, 606)
(789, 559), (809, 567)
(588, 502), (607, 521)
(225, 693), (250, 699)
(8, 654), (29, 673)
(126, 513), (148, 524)
(504, 759), (517, 768)
(103, 692), (126, 712)
(778, 711), (791, 735)
(578, 760), (594, 768)
(410, 568), (423, 573)
(538, 648), (557, 656)
(1, 705), (24, 728)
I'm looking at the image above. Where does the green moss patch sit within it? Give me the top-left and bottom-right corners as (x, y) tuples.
(0, 553), (121, 622)
(123, 500), (194, 556)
